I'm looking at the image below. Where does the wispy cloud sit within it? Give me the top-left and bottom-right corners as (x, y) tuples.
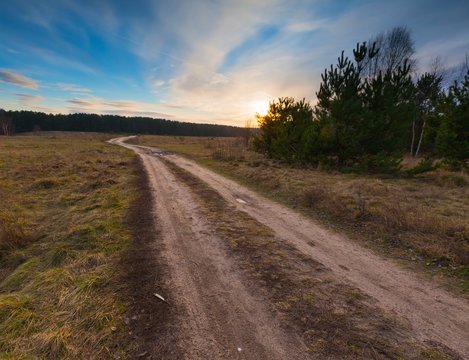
(1, 0), (468, 125)
(16, 93), (43, 105)
(128, 0), (315, 122)
(0, 69), (39, 89)
(130, 0), (469, 124)
(285, 20), (324, 33)
(67, 97), (101, 109)
(66, 96), (176, 119)
(29, 47), (97, 75)
(153, 79), (166, 87)
(56, 82), (92, 93)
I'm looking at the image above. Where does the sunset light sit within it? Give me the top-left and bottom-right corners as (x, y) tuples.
(0, 1), (468, 127)
(252, 100), (270, 117)
(0, 1), (468, 358)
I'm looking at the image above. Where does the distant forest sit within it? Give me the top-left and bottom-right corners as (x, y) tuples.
(0, 110), (246, 137)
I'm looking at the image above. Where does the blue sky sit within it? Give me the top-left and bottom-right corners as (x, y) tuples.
(0, 0), (468, 126)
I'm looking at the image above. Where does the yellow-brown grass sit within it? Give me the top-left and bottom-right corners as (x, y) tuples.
(163, 158), (457, 359)
(0, 134), (138, 358)
(0, 211), (29, 251)
(129, 135), (469, 292)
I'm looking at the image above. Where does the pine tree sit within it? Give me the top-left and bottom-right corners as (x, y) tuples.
(411, 72), (443, 156)
(436, 70), (469, 166)
(254, 97), (313, 162)
(314, 41), (415, 172)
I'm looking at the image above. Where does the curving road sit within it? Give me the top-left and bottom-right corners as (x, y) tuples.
(110, 136), (469, 359)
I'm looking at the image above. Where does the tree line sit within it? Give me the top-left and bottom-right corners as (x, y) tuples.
(0, 110), (246, 138)
(254, 27), (469, 173)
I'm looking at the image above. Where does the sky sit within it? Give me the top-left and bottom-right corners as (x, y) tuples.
(0, 0), (468, 126)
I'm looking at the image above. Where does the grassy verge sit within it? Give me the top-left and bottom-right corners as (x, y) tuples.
(120, 154), (182, 359)
(128, 135), (469, 293)
(163, 158), (458, 359)
(0, 134), (139, 358)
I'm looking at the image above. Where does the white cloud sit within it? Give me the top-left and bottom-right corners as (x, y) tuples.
(4, 0), (468, 126)
(209, 73), (229, 86)
(153, 79), (165, 87)
(286, 20), (323, 33)
(126, 0), (324, 125)
(151, 0), (469, 125)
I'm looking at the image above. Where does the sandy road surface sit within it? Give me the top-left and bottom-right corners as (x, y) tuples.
(111, 137), (469, 358)
(111, 137), (309, 359)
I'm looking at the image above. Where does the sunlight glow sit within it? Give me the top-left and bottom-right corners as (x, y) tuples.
(251, 100), (270, 116)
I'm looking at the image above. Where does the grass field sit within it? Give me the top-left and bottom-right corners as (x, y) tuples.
(129, 135), (469, 292)
(0, 134), (139, 359)
(1, 132), (466, 358)
(163, 158), (460, 359)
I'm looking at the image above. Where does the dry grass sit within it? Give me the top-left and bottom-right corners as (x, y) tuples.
(130, 135), (469, 292)
(163, 158), (458, 360)
(0, 134), (139, 358)
(0, 211), (29, 251)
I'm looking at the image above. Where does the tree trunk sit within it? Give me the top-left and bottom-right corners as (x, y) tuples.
(0, 120), (7, 135)
(415, 120), (425, 157)
(0, 117), (13, 136)
(410, 119), (416, 156)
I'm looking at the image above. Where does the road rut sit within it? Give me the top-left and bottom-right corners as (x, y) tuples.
(111, 137), (308, 359)
(111, 137), (469, 358)
(167, 153), (469, 358)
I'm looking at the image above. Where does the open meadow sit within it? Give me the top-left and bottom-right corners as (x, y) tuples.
(1, 1), (468, 358)
(129, 135), (469, 292)
(0, 134), (144, 358)
(0, 133), (467, 359)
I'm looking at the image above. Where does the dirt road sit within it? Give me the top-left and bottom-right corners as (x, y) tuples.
(110, 137), (469, 359)
(111, 137), (309, 359)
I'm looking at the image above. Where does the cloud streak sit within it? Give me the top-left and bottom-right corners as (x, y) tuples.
(140, 0), (469, 124)
(66, 96), (176, 120)
(0, 0), (468, 126)
(56, 83), (92, 93)
(16, 93), (43, 105)
(0, 69), (39, 89)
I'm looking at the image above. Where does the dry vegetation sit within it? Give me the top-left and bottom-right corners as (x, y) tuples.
(163, 158), (458, 359)
(129, 135), (469, 292)
(0, 134), (140, 358)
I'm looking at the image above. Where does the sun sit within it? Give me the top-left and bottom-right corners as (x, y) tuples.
(252, 100), (270, 116)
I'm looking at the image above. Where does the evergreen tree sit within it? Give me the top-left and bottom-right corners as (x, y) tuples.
(314, 41), (415, 171)
(314, 46), (366, 165)
(411, 72), (443, 156)
(6, 110), (246, 137)
(436, 70), (469, 165)
(254, 97), (313, 162)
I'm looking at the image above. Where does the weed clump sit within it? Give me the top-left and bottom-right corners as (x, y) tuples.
(438, 174), (468, 187)
(210, 138), (246, 162)
(0, 212), (29, 252)
(29, 178), (60, 190)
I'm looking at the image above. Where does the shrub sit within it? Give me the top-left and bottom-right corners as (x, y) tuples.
(406, 158), (440, 176)
(343, 153), (403, 175)
(439, 174), (468, 187)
